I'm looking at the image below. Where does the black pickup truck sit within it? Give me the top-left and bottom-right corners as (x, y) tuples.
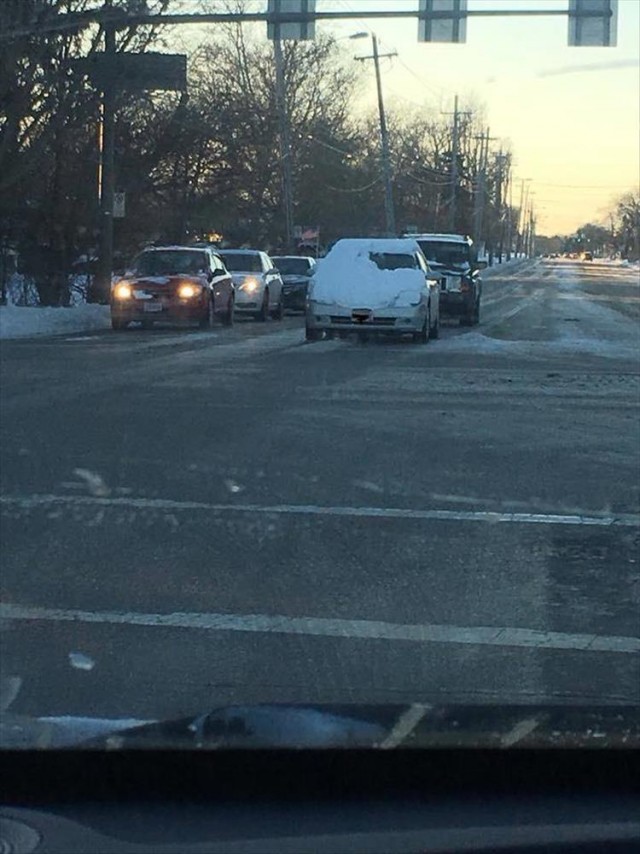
(406, 233), (484, 326)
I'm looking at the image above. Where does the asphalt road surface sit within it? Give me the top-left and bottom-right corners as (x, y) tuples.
(1, 258), (639, 731)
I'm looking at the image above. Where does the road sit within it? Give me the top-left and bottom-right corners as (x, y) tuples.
(1, 258), (639, 729)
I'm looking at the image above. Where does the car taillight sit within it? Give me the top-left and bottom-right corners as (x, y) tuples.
(460, 277), (472, 293)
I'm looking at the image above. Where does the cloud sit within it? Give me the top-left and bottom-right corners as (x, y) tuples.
(537, 59), (640, 78)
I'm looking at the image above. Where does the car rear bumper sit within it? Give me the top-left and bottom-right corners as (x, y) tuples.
(439, 291), (475, 316)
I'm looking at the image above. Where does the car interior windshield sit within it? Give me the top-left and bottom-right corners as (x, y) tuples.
(132, 251), (207, 276)
(219, 253), (263, 272)
(418, 242), (470, 266)
(369, 252), (417, 270)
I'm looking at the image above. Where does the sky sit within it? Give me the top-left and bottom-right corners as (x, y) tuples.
(177, 0), (640, 236)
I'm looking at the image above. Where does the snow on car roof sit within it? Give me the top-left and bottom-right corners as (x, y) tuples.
(218, 248), (262, 254)
(271, 255), (314, 260)
(405, 233), (472, 244)
(329, 238), (421, 255)
(312, 238), (426, 309)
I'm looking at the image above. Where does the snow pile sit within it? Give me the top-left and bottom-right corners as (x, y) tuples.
(0, 303), (110, 339)
(310, 239), (426, 308)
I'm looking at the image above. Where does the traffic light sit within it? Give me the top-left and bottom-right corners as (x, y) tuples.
(568, 0), (618, 47)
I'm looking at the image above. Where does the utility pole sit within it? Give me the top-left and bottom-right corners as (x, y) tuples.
(505, 157), (513, 260)
(515, 178), (530, 257)
(471, 127), (496, 256)
(442, 96), (471, 233)
(356, 35), (396, 236)
(274, 30), (294, 251)
(95, 0), (115, 304)
(449, 95), (460, 232)
(495, 151), (509, 263)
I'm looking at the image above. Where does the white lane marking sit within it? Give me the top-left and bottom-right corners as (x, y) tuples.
(379, 703), (431, 749)
(500, 716), (541, 747)
(1, 493), (638, 528)
(1, 603), (638, 655)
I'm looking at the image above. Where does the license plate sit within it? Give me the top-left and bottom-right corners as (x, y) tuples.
(143, 302), (163, 313)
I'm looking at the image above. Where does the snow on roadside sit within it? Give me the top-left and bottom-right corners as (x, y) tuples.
(0, 302), (110, 340)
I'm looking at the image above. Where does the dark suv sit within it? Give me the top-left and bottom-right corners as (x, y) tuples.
(405, 233), (483, 326)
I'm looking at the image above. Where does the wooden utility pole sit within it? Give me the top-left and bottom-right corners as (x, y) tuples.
(442, 96), (471, 232)
(356, 36), (397, 236)
(472, 127), (496, 255)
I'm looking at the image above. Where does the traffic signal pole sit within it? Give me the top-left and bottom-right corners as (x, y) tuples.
(273, 30), (295, 251)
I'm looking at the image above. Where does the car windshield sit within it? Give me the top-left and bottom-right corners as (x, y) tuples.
(1, 0), (639, 754)
(219, 253), (263, 272)
(369, 252), (417, 270)
(417, 241), (470, 266)
(273, 258), (310, 275)
(132, 250), (208, 276)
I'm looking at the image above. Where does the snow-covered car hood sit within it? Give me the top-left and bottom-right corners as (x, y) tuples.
(310, 240), (426, 309)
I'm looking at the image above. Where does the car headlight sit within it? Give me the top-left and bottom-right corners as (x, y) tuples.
(113, 282), (132, 300)
(178, 283), (201, 299)
(241, 277), (259, 293)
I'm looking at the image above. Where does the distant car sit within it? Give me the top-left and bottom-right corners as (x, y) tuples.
(583, 251), (593, 261)
(271, 255), (316, 313)
(110, 246), (235, 331)
(305, 238), (440, 343)
(405, 233), (482, 326)
(217, 250), (284, 321)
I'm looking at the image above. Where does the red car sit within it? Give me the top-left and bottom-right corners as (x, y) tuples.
(110, 246), (235, 331)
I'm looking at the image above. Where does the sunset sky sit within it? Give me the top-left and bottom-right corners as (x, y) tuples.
(324, 0), (640, 236)
(178, 0), (640, 236)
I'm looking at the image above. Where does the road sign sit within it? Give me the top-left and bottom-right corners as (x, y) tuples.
(113, 193), (126, 219)
(267, 0), (316, 41)
(418, 0), (467, 43)
(77, 52), (187, 92)
(568, 0), (617, 47)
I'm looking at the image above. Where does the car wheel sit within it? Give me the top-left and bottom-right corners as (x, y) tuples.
(111, 317), (127, 331)
(199, 295), (215, 329)
(256, 290), (269, 322)
(413, 309), (430, 344)
(222, 295), (234, 327)
(305, 325), (321, 342)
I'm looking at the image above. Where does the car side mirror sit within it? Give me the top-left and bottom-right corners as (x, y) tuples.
(476, 260), (488, 270)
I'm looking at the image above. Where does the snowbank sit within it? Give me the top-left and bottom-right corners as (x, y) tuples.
(0, 303), (110, 340)
(311, 239), (426, 308)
